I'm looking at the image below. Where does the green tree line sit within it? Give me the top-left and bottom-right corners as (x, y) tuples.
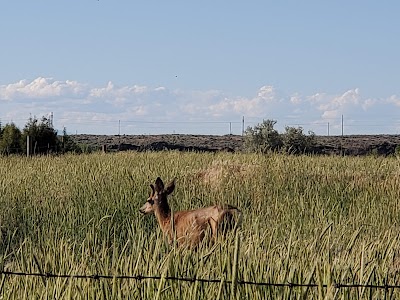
(0, 116), (80, 155)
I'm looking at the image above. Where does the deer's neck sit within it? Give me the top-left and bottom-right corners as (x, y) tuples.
(154, 201), (172, 236)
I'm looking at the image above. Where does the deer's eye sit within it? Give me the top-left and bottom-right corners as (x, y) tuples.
(147, 199), (154, 205)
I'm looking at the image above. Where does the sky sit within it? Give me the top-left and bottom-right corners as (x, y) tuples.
(1, 1), (400, 136)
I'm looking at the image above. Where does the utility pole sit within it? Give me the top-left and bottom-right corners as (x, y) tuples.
(118, 120), (121, 149)
(26, 135), (31, 157)
(341, 115), (344, 136)
(242, 116), (245, 136)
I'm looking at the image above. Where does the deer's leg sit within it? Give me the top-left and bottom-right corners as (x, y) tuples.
(208, 218), (219, 242)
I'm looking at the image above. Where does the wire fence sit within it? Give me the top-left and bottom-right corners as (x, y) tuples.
(3, 115), (400, 136)
(1, 269), (400, 291)
(56, 118), (400, 136)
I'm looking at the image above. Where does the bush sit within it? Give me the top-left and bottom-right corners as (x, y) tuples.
(60, 127), (82, 154)
(244, 120), (316, 154)
(0, 123), (22, 155)
(244, 119), (283, 153)
(395, 145), (400, 157)
(282, 126), (316, 154)
(21, 116), (60, 155)
(1, 118), (82, 155)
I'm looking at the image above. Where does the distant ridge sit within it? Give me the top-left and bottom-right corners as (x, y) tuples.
(71, 134), (400, 156)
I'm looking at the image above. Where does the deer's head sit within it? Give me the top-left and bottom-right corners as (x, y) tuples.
(139, 177), (175, 215)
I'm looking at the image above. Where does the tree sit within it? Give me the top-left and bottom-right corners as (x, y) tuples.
(244, 119), (283, 153)
(243, 120), (317, 155)
(21, 116), (60, 155)
(60, 127), (82, 153)
(0, 123), (22, 155)
(282, 126), (316, 154)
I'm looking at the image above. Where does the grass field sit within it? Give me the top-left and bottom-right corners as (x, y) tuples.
(0, 151), (400, 299)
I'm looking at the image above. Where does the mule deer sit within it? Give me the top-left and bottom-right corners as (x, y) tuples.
(139, 177), (242, 247)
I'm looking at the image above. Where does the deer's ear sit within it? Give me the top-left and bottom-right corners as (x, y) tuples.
(150, 184), (155, 196)
(165, 179), (175, 195)
(154, 177), (164, 192)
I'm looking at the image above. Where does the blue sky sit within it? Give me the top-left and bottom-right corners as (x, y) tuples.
(1, 1), (400, 135)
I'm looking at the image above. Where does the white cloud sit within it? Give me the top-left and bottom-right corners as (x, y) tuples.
(333, 88), (360, 107)
(1, 77), (400, 135)
(290, 94), (302, 104)
(387, 95), (400, 106)
(309, 88), (368, 122)
(0, 77), (87, 101)
(257, 85), (276, 100)
(89, 81), (149, 99)
(202, 85), (290, 118)
(321, 110), (339, 120)
(362, 98), (376, 110)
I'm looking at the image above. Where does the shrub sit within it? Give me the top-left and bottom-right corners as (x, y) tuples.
(244, 119), (283, 153)
(60, 127), (82, 154)
(0, 123), (22, 155)
(395, 145), (400, 157)
(244, 120), (316, 154)
(282, 126), (316, 154)
(21, 116), (60, 155)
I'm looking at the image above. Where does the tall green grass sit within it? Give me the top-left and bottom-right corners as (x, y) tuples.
(0, 151), (400, 299)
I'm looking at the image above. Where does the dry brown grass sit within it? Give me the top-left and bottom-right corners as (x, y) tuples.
(194, 159), (260, 188)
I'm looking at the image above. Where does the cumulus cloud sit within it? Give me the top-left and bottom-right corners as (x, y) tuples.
(387, 95), (400, 106)
(201, 85), (290, 118)
(0, 77), (87, 101)
(308, 88), (366, 121)
(89, 81), (149, 99)
(1, 77), (400, 135)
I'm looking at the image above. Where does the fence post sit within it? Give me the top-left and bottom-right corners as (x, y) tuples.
(26, 135), (30, 157)
(242, 116), (245, 136)
(231, 232), (240, 298)
(341, 114), (344, 136)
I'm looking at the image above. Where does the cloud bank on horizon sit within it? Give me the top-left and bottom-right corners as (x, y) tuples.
(1, 77), (400, 135)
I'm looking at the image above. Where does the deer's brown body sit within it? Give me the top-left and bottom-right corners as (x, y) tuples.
(139, 177), (241, 247)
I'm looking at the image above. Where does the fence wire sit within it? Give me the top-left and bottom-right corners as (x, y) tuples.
(1, 270), (400, 291)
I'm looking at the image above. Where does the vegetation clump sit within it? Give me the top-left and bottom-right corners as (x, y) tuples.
(243, 119), (282, 152)
(21, 116), (60, 154)
(0, 123), (22, 155)
(0, 116), (80, 155)
(244, 119), (316, 154)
